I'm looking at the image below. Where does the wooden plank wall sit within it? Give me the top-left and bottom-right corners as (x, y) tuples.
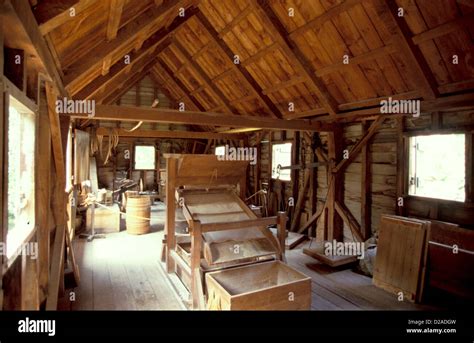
(249, 111), (474, 240)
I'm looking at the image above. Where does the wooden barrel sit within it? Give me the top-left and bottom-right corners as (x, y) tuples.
(126, 195), (151, 235)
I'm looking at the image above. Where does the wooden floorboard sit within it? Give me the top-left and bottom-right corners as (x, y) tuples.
(58, 203), (441, 311)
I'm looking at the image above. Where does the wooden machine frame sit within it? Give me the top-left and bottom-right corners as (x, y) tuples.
(164, 154), (287, 309)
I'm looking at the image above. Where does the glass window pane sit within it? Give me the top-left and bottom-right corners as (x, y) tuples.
(7, 96), (36, 258)
(134, 145), (155, 170)
(271, 142), (292, 181)
(408, 134), (465, 202)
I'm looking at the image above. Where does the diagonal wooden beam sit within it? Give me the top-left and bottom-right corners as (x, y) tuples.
(289, 0), (362, 38)
(333, 115), (385, 174)
(171, 39), (235, 114)
(68, 104), (335, 132)
(63, 0), (188, 93)
(255, 0), (339, 116)
(195, 11), (283, 118)
(75, 8), (197, 99)
(384, 0), (439, 100)
(101, 70), (149, 105)
(315, 44), (398, 77)
(335, 201), (363, 242)
(156, 57), (207, 112)
(2, 0), (68, 96)
(106, 0), (125, 41)
(147, 71), (178, 108)
(74, 35), (171, 100)
(99, 63), (152, 104)
(38, 0), (97, 35)
(150, 63), (200, 111)
(412, 12), (474, 45)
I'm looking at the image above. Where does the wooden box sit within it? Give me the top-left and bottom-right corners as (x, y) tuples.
(205, 261), (311, 310)
(86, 203), (121, 233)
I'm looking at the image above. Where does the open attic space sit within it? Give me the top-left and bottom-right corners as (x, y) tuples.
(0, 0), (473, 314)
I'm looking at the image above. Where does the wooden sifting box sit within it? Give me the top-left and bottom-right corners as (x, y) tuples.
(205, 261), (311, 310)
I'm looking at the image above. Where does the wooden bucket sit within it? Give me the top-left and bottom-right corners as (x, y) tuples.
(126, 195), (151, 235)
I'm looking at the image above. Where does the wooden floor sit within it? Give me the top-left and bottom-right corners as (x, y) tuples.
(58, 203), (185, 310)
(59, 202), (439, 311)
(285, 242), (437, 311)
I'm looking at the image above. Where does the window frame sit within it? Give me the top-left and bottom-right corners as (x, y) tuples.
(133, 143), (157, 171)
(2, 86), (39, 268)
(405, 131), (469, 204)
(270, 141), (293, 182)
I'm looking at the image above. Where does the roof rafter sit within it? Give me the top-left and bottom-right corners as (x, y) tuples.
(171, 38), (235, 114)
(105, 0), (125, 41)
(63, 0), (188, 93)
(254, 0), (339, 116)
(150, 64), (199, 110)
(38, 0), (97, 35)
(384, 0), (439, 100)
(156, 57), (207, 112)
(73, 7), (197, 100)
(195, 10), (283, 119)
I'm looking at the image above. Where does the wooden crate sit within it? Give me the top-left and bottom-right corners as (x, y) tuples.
(205, 261), (311, 310)
(373, 215), (430, 303)
(86, 204), (121, 233)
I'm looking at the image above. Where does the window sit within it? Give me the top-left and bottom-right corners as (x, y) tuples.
(271, 142), (292, 181)
(215, 145), (225, 156)
(134, 145), (155, 170)
(6, 95), (36, 258)
(408, 134), (465, 202)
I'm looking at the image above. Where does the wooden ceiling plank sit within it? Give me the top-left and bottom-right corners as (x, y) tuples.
(218, 4), (254, 38)
(262, 75), (307, 95)
(68, 104), (335, 132)
(172, 38), (234, 114)
(196, 10), (283, 118)
(240, 42), (279, 67)
(211, 68), (235, 83)
(255, 0), (339, 117)
(412, 12), (474, 45)
(384, 0), (440, 100)
(38, 0), (97, 35)
(315, 44), (397, 77)
(288, 0), (362, 38)
(156, 58), (206, 111)
(63, 0), (188, 92)
(106, 0), (125, 41)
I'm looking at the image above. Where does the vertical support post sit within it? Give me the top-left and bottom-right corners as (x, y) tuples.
(291, 131), (300, 226)
(165, 156), (177, 273)
(361, 121), (371, 240)
(327, 125), (343, 241)
(309, 134), (317, 237)
(191, 220), (202, 309)
(21, 240), (40, 310)
(396, 117), (406, 216)
(277, 211), (287, 261)
(0, 24), (4, 309)
(37, 82), (51, 303)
